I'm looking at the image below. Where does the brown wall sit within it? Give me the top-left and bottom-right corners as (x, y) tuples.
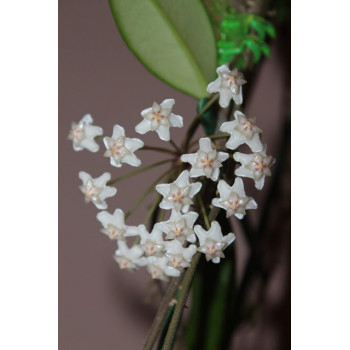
(59, 1), (290, 349)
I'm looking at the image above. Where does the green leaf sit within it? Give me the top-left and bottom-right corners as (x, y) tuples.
(197, 98), (217, 136)
(109, 0), (217, 99)
(205, 261), (232, 350)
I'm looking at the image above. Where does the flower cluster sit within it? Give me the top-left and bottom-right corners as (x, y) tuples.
(69, 65), (274, 281)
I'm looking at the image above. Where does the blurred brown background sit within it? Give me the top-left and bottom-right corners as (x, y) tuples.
(59, 1), (290, 349)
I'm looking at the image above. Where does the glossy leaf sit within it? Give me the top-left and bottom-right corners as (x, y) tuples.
(109, 0), (217, 99)
(205, 261), (232, 350)
(197, 98), (217, 136)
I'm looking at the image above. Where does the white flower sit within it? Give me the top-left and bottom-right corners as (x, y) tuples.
(181, 137), (229, 181)
(233, 146), (275, 190)
(211, 178), (257, 219)
(155, 210), (198, 244)
(144, 256), (181, 281)
(68, 114), (103, 152)
(194, 221), (235, 263)
(207, 65), (246, 107)
(96, 209), (138, 240)
(103, 124), (144, 167)
(219, 110), (263, 152)
(78, 171), (117, 209)
(156, 170), (202, 213)
(114, 240), (145, 272)
(135, 99), (183, 141)
(137, 225), (166, 256)
(164, 240), (197, 270)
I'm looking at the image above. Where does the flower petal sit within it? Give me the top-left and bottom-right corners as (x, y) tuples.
(189, 167), (204, 178)
(112, 124), (125, 139)
(231, 177), (245, 197)
(160, 98), (175, 110)
(135, 119), (151, 135)
(189, 182), (202, 197)
(218, 88), (232, 108)
(156, 126), (170, 141)
(125, 137), (144, 152)
(169, 114), (183, 128)
(246, 134), (264, 153)
(156, 184), (170, 197)
(180, 153), (197, 165)
(80, 138), (99, 153)
(174, 171), (190, 188)
(232, 87), (243, 105)
(216, 65), (230, 74)
(199, 137), (213, 153)
(207, 78), (220, 93)
(123, 153), (141, 167)
(210, 168), (220, 181)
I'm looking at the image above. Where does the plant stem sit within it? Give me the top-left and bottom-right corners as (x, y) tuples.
(142, 275), (185, 350)
(161, 206), (221, 350)
(108, 159), (172, 186)
(162, 252), (201, 350)
(140, 145), (175, 155)
(181, 93), (219, 152)
(144, 194), (162, 226)
(169, 139), (181, 154)
(125, 167), (173, 220)
(197, 194), (210, 230)
(189, 133), (230, 149)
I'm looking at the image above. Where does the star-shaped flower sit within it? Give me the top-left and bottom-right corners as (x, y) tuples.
(194, 221), (235, 263)
(114, 240), (145, 272)
(156, 170), (202, 213)
(233, 146), (275, 190)
(135, 99), (183, 141)
(164, 240), (197, 270)
(68, 114), (103, 152)
(137, 225), (166, 257)
(211, 178), (257, 219)
(180, 137), (229, 181)
(103, 124), (144, 168)
(219, 110), (263, 152)
(207, 65), (246, 107)
(155, 210), (198, 244)
(96, 209), (138, 240)
(78, 171), (117, 209)
(144, 256), (181, 281)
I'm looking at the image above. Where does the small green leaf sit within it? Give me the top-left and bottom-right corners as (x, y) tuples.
(250, 19), (266, 40)
(256, 17), (276, 38)
(245, 39), (262, 63)
(109, 0), (217, 99)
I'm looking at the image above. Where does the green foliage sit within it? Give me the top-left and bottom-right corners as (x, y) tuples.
(197, 98), (217, 136)
(109, 0), (217, 99)
(201, 0), (236, 39)
(218, 13), (276, 66)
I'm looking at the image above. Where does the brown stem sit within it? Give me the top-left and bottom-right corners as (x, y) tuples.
(142, 275), (185, 350)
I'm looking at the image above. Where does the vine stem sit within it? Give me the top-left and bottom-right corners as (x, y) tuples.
(107, 159), (172, 186)
(162, 252), (201, 350)
(161, 206), (220, 350)
(142, 275), (185, 350)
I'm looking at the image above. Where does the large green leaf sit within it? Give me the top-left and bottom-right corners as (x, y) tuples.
(109, 0), (217, 99)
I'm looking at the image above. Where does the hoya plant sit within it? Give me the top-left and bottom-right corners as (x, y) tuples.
(68, 0), (280, 349)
